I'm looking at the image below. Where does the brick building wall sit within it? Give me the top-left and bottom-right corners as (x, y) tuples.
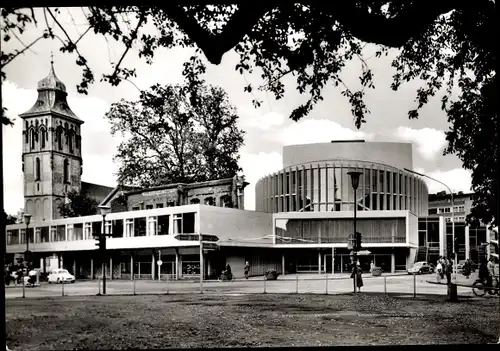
(123, 176), (248, 211)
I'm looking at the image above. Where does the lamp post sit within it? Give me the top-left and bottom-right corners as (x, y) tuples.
(24, 214), (32, 269)
(404, 168), (456, 280)
(98, 205), (111, 295)
(347, 170), (363, 293)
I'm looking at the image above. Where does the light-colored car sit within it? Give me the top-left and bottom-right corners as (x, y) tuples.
(407, 261), (432, 274)
(48, 269), (75, 284)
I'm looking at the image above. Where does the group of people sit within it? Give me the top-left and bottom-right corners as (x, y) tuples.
(220, 261), (251, 280)
(4, 262), (39, 287)
(435, 257), (454, 284)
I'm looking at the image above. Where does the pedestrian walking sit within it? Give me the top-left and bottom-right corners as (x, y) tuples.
(244, 261), (250, 279)
(351, 262), (363, 292)
(436, 260), (443, 283)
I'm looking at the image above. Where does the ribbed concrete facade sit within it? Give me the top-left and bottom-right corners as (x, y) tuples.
(255, 142), (429, 216)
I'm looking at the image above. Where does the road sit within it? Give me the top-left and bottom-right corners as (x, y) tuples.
(5, 272), (487, 299)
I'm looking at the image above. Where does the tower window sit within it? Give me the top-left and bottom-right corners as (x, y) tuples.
(57, 127), (63, 150)
(68, 131), (74, 153)
(35, 157), (41, 181)
(30, 129), (37, 149)
(40, 128), (47, 149)
(63, 159), (70, 184)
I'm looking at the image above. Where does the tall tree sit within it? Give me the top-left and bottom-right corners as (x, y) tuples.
(58, 190), (99, 218)
(105, 66), (245, 188)
(1, 3), (497, 225)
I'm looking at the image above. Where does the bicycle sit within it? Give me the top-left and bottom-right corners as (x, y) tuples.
(219, 271), (235, 282)
(472, 278), (499, 297)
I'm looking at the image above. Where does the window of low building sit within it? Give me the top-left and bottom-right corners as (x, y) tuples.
(148, 216), (157, 236)
(134, 217), (147, 236)
(146, 204), (153, 210)
(92, 222), (101, 236)
(125, 219), (134, 237)
(27, 228), (35, 243)
(7, 230), (19, 245)
(19, 229), (26, 244)
(74, 223), (83, 240)
(173, 214), (182, 234)
(84, 223), (92, 240)
(156, 203), (164, 208)
(157, 215), (169, 235)
(52, 225), (65, 241)
(40, 227), (50, 242)
(67, 224), (74, 241)
(112, 220), (124, 238)
(183, 212), (195, 233)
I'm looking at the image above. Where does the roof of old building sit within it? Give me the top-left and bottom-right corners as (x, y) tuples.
(81, 181), (115, 204)
(98, 185), (142, 207)
(19, 61), (82, 123)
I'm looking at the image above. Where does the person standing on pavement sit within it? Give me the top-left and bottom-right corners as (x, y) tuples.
(436, 260), (443, 283)
(351, 262), (363, 292)
(244, 261), (250, 279)
(445, 257), (453, 285)
(487, 257), (495, 289)
(491, 257), (499, 287)
(478, 259), (489, 284)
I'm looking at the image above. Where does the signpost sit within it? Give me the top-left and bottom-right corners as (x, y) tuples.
(174, 234), (199, 241)
(174, 233), (220, 293)
(202, 242), (219, 251)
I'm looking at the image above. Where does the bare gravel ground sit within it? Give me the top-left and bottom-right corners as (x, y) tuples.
(5, 292), (500, 349)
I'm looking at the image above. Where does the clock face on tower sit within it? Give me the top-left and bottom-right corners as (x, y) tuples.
(20, 62), (84, 221)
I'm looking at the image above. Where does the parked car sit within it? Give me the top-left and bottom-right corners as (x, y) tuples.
(407, 261), (432, 274)
(47, 269), (75, 284)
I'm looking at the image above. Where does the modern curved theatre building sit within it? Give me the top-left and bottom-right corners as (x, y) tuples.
(254, 141), (428, 273)
(6, 65), (496, 280)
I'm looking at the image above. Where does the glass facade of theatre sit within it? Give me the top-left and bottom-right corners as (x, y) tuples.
(255, 160), (429, 216)
(275, 218), (406, 244)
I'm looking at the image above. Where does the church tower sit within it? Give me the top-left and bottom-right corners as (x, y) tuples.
(19, 59), (84, 221)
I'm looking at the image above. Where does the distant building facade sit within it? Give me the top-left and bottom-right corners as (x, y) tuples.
(428, 191), (475, 223)
(423, 190), (495, 263)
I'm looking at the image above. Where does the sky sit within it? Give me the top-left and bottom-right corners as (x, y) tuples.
(1, 8), (473, 215)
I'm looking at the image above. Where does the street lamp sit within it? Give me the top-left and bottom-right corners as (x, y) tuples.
(24, 214), (32, 268)
(404, 168), (456, 280)
(348, 170), (363, 293)
(98, 205), (111, 295)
